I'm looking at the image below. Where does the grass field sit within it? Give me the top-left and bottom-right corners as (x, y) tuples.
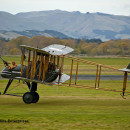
(0, 79), (130, 130)
(0, 56), (130, 130)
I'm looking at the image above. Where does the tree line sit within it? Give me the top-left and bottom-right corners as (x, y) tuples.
(0, 36), (130, 56)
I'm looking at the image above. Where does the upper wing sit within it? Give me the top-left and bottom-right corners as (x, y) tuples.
(20, 45), (50, 55)
(20, 44), (73, 56)
(42, 44), (74, 55)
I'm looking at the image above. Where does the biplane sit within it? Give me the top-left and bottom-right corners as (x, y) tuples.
(0, 44), (73, 104)
(0, 44), (130, 104)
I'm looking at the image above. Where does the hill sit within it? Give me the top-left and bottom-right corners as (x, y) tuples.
(0, 30), (70, 40)
(0, 10), (130, 40)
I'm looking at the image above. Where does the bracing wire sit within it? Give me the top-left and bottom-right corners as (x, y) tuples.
(5, 80), (28, 95)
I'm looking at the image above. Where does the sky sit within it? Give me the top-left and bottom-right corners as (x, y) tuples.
(0, 0), (130, 16)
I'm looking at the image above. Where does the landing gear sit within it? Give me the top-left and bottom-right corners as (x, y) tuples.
(23, 82), (39, 104)
(3, 79), (13, 95)
(23, 92), (34, 104)
(23, 92), (39, 104)
(32, 92), (39, 103)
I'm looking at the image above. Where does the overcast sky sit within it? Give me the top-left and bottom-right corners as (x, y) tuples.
(0, 0), (130, 16)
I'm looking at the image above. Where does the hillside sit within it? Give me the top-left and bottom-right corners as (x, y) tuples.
(0, 10), (130, 40)
(0, 30), (70, 40)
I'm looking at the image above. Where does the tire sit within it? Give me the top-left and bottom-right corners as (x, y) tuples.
(32, 92), (39, 103)
(23, 92), (34, 104)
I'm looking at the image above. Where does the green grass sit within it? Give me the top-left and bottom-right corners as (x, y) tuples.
(0, 80), (130, 130)
(0, 56), (130, 129)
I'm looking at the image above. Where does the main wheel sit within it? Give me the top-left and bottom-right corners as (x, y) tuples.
(32, 92), (39, 103)
(23, 92), (34, 104)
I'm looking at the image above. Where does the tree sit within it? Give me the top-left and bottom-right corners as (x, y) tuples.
(10, 48), (21, 55)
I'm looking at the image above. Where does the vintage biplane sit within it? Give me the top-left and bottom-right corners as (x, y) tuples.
(0, 44), (130, 104)
(0, 44), (73, 104)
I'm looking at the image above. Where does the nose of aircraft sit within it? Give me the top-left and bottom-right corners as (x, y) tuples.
(1, 65), (22, 79)
(1, 67), (12, 78)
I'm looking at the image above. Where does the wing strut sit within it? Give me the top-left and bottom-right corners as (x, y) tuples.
(58, 56), (64, 84)
(3, 79), (13, 95)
